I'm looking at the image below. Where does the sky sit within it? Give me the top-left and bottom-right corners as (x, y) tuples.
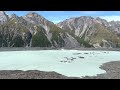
(5, 11), (120, 24)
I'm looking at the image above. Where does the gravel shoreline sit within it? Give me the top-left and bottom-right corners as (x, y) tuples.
(0, 61), (120, 79)
(0, 47), (120, 51)
(0, 70), (80, 79)
(82, 61), (120, 79)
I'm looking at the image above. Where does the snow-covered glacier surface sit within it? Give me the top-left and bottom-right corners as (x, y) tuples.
(0, 50), (120, 77)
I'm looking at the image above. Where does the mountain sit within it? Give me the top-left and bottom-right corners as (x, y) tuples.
(0, 11), (120, 48)
(0, 11), (80, 48)
(0, 11), (8, 24)
(57, 16), (120, 48)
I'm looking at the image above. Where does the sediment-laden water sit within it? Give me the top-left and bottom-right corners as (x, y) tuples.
(0, 49), (120, 77)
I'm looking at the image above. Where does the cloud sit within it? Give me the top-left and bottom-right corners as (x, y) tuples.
(100, 16), (120, 22)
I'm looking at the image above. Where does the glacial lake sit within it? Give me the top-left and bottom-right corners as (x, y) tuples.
(0, 49), (120, 77)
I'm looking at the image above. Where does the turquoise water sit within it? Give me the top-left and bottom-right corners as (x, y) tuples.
(0, 50), (120, 77)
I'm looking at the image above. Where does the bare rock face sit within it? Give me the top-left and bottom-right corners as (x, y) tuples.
(57, 16), (107, 37)
(22, 12), (80, 48)
(64, 33), (80, 48)
(57, 16), (120, 48)
(57, 16), (95, 35)
(23, 12), (53, 34)
(108, 21), (120, 34)
(0, 11), (8, 24)
(57, 16), (120, 35)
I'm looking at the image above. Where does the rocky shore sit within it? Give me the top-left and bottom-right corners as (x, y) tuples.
(0, 47), (120, 52)
(82, 61), (120, 79)
(0, 70), (80, 79)
(0, 61), (119, 79)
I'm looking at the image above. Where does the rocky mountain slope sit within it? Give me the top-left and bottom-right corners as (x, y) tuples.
(0, 11), (80, 48)
(57, 16), (120, 48)
(0, 11), (120, 48)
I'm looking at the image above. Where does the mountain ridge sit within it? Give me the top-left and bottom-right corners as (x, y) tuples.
(57, 16), (120, 48)
(0, 11), (120, 48)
